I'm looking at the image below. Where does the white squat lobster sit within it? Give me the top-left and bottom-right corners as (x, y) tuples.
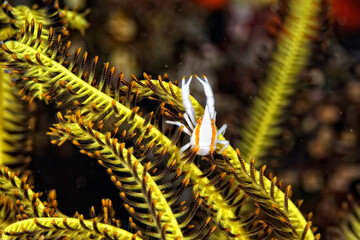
(166, 75), (229, 156)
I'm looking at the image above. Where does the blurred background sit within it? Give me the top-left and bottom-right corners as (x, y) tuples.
(10, 0), (360, 238)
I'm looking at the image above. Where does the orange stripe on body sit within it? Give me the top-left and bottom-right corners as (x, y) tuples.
(194, 118), (202, 148)
(210, 119), (216, 154)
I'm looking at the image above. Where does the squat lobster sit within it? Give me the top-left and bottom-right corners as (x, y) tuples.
(166, 75), (229, 156)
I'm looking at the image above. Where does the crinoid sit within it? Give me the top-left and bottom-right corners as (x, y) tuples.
(0, 0), (335, 239)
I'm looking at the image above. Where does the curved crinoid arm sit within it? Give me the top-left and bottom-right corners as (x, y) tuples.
(2, 198), (141, 240)
(0, 0), (89, 41)
(219, 150), (321, 240)
(0, 69), (33, 170)
(0, 2), (68, 170)
(0, 165), (57, 229)
(239, 0), (325, 162)
(48, 111), (211, 239)
(1, 216), (141, 240)
(336, 193), (360, 239)
(0, 20), (286, 239)
(0, 166), (141, 239)
(59, 6), (90, 35)
(122, 78), (320, 239)
(0, 0), (68, 42)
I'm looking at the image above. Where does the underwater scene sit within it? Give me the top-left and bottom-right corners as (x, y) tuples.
(0, 0), (360, 239)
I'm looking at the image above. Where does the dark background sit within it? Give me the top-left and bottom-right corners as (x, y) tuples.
(9, 0), (360, 238)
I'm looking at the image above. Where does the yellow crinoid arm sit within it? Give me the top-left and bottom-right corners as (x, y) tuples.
(0, 68), (32, 168)
(0, 15), (320, 238)
(0, 165), (141, 239)
(128, 78), (319, 239)
(0, 21), (251, 239)
(240, 0), (323, 162)
(2, 217), (141, 240)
